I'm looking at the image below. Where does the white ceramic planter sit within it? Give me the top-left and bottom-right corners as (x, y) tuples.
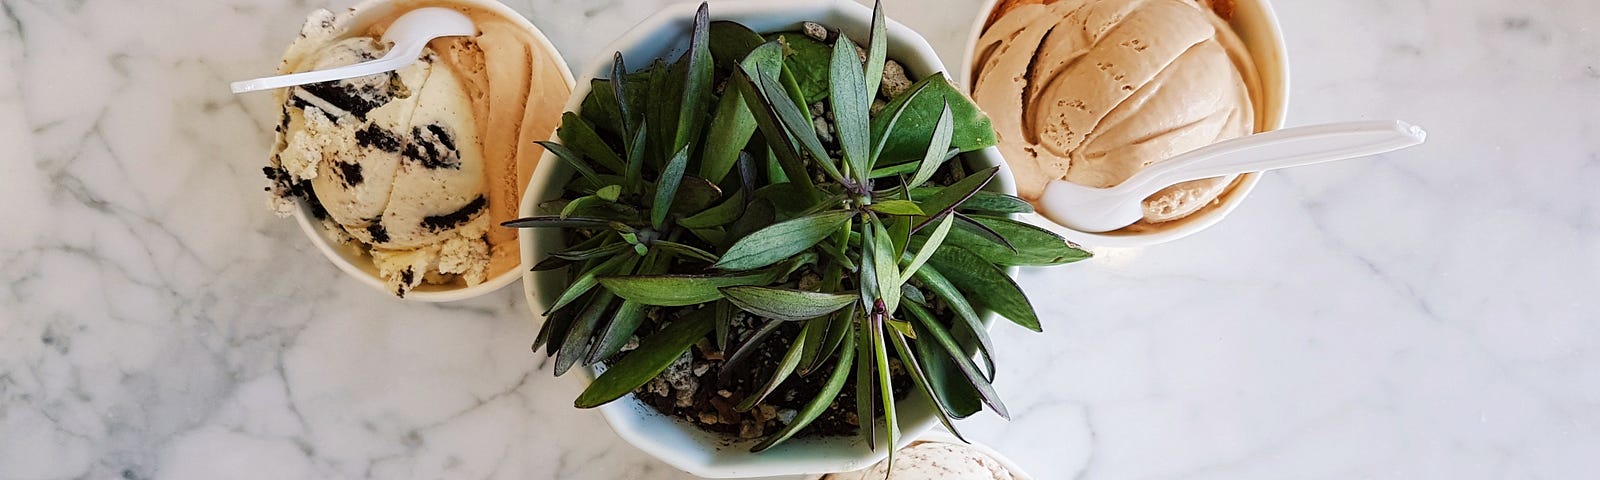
(958, 0), (1290, 248)
(283, 0), (574, 301)
(516, 1), (1018, 477)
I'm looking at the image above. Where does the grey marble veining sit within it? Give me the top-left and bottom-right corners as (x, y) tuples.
(1, 0), (1597, 479)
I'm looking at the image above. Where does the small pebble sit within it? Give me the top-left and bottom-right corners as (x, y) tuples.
(814, 116), (835, 143)
(778, 409), (798, 425)
(740, 421), (763, 439)
(870, 98), (887, 116)
(698, 411), (720, 424)
(802, 22), (829, 42)
(880, 60), (912, 98)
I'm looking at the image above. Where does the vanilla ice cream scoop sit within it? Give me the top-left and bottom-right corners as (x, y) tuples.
(824, 441), (1017, 480)
(971, 0), (1260, 225)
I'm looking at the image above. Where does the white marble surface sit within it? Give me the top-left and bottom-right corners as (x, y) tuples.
(2, 0), (1597, 478)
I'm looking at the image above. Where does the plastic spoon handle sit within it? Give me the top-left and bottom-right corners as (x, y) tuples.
(230, 41), (426, 94)
(228, 7), (473, 94)
(1119, 120), (1429, 196)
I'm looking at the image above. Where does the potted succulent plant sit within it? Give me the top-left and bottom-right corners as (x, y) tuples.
(511, 1), (1088, 477)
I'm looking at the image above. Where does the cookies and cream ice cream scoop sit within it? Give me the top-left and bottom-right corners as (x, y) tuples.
(971, 0), (1261, 226)
(262, 3), (570, 298)
(270, 34), (490, 297)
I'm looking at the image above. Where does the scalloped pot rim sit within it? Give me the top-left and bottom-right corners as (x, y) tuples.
(516, 0), (1018, 477)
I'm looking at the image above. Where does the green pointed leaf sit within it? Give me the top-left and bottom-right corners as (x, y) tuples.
(871, 78), (933, 162)
(830, 33), (871, 181)
(859, 222), (879, 301)
(588, 241), (667, 364)
(720, 286), (858, 322)
(952, 213), (1015, 253)
(624, 122), (648, 192)
(871, 308), (899, 464)
(886, 327), (969, 442)
(700, 89), (757, 183)
(669, 176), (722, 215)
(547, 253), (636, 314)
(538, 141), (601, 185)
(872, 219), (901, 313)
(823, 301), (857, 362)
(583, 78), (623, 137)
(555, 288), (620, 376)
(867, 200), (924, 216)
(557, 112), (626, 174)
(927, 246), (1040, 332)
(870, 74), (996, 165)
(549, 241), (629, 261)
(910, 263), (994, 380)
(753, 324), (854, 452)
(714, 299), (734, 351)
(903, 211), (953, 279)
(651, 145), (691, 229)
(908, 188), (1034, 214)
(595, 185), (622, 202)
(868, 160), (921, 179)
(652, 240), (719, 263)
(709, 21), (766, 70)
(775, 33), (832, 103)
(727, 197), (775, 246)
(913, 166), (999, 232)
(720, 319), (785, 382)
(754, 63), (839, 184)
(599, 270), (778, 307)
(610, 53), (636, 140)
(715, 210), (856, 271)
(575, 310), (715, 408)
(535, 298), (580, 355)
(915, 328), (982, 419)
(863, 0), (888, 100)
(678, 188), (746, 228)
(586, 300), (648, 364)
(888, 214), (911, 265)
(560, 195), (602, 219)
(904, 301), (1009, 419)
(737, 41), (834, 187)
(908, 101), (954, 188)
(797, 313), (832, 375)
(736, 324), (807, 411)
(942, 215), (1091, 266)
(675, 3), (714, 153)
(853, 313), (876, 450)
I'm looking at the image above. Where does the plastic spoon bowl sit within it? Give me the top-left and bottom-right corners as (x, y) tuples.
(1037, 120), (1428, 233)
(230, 7), (474, 94)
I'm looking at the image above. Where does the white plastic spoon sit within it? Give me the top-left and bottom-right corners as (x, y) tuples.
(230, 7), (474, 94)
(1037, 120), (1428, 233)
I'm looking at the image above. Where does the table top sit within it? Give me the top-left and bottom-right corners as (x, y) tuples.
(2, 0), (1597, 478)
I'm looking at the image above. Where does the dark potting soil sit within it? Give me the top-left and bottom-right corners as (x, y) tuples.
(630, 312), (913, 442)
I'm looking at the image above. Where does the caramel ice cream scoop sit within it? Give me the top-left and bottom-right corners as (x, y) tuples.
(971, 0), (1260, 224)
